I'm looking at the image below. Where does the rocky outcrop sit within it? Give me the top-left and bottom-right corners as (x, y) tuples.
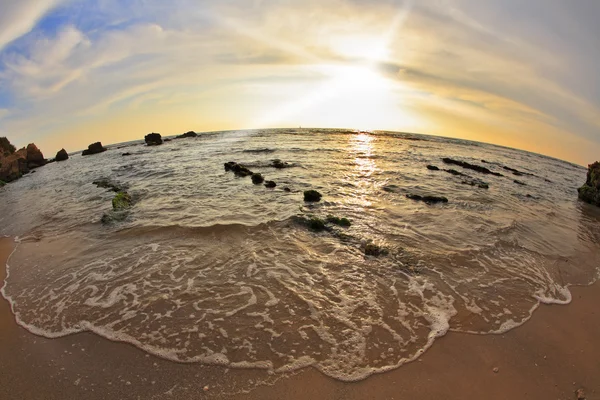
(271, 159), (292, 169)
(251, 173), (264, 184)
(578, 162), (600, 206)
(264, 180), (277, 188)
(82, 142), (107, 156)
(0, 139), (48, 183)
(55, 149), (69, 162)
(145, 133), (163, 146)
(224, 162), (253, 177)
(176, 131), (197, 139)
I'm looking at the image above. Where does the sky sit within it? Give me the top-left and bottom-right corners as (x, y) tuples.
(0, 0), (599, 165)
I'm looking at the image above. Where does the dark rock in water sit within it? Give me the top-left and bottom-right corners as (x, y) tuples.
(382, 185), (400, 193)
(444, 168), (466, 176)
(122, 152), (132, 156)
(82, 142), (107, 156)
(426, 165), (440, 171)
(514, 179), (526, 185)
(93, 178), (126, 193)
(503, 166), (525, 176)
(442, 158), (503, 176)
(271, 159), (291, 169)
(55, 148), (69, 162)
(304, 190), (322, 202)
(145, 133), (163, 146)
(283, 187), (291, 192)
(251, 173), (265, 184)
(101, 211), (128, 224)
(364, 243), (387, 257)
(578, 161), (600, 206)
(406, 194), (448, 204)
(112, 191), (132, 210)
(326, 215), (351, 227)
(264, 180), (276, 188)
(164, 138), (172, 142)
(224, 161), (253, 177)
(293, 215), (327, 232)
(462, 179), (489, 189)
(176, 131), (197, 139)
(243, 148), (275, 154)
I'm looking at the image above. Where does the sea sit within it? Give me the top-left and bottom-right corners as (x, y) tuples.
(1, 128), (599, 382)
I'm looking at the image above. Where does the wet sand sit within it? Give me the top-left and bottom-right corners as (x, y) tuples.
(1, 236), (599, 400)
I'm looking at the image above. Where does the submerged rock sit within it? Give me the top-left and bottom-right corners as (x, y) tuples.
(145, 133), (163, 146)
(326, 215), (351, 227)
(93, 178), (126, 193)
(264, 180), (277, 188)
(122, 152), (132, 156)
(513, 179), (526, 186)
(442, 157), (503, 177)
(271, 159), (292, 169)
(578, 161), (600, 206)
(293, 215), (327, 232)
(176, 131), (197, 139)
(283, 187), (291, 192)
(82, 142), (107, 156)
(364, 243), (387, 257)
(504, 166), (524, 176)
(304, 190), (322, 202)
(251, 173), (265, 184)
(426, 165), (440, 171)
(444, 168), (467, 176)
(406, 194), (448, 204)
(55, 148), (69, 162)
(112, 192), (132, 210)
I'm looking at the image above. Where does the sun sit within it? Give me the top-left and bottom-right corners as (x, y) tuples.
(331, 34), (390, 62)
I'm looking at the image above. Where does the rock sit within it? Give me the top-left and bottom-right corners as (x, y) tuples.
(576, 388), (586, 399)
(578, 162), (600, 206)
(145, 133), (163, 146)
(365, 243), (387, 257)
(82, 142), (107, 156)
(93, 178), (126, 193)
(0, 180), (5, 187)
(224, 162), (254, 177)
(122, 152), (132, 156)
(0, 137), (16, 155)
(176, 131), (197, 139)
(271, 159), (291, 169)
(326, 215), (351, 227)
(112, 192), (132, 210)
(426, 165), (440, 171)
(101, 211), (128, 224)
(406, 194), (448, 204)
(264, 180), (276, 188)
(283, 187), (291, 192)
(304, 190), (322, 202)
(164, 138), (172, 142)
(492, 367), (499, 373)
(514, 179), (526, 185)
(293, 215), (327, 232)
(462, 179), (489, 189)
(442, 157), (503, 176)
(243, 148), (275, 154)
(444, 169), (467, 177)
(251, 173), (265, 184)
(55, 148), (69, 162)
(504, 166), (524, 176)
(26, 143), (46, 168)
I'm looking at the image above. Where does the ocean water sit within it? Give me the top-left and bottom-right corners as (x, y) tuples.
(1, 128), (599, 381)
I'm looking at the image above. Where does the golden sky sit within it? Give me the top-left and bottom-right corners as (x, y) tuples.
(0, 0), (599, 165)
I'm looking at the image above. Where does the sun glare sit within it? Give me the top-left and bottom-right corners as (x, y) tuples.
(332, 35), (390, 62)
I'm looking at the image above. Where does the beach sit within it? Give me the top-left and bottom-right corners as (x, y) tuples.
(2, 236), (598, 400)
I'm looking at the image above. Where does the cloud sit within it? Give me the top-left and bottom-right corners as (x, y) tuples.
(0, 0), (66, 51)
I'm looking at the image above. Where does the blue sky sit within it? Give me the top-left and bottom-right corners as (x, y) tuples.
(0, 0), (599, 164)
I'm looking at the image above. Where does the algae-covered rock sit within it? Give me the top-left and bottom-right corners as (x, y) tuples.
(406, 194), (448, 204)
(578, 162), (600, 206)
(304, 190), (322, 202)
(364, 243), (387, 257)
(112, 192), (132, 210)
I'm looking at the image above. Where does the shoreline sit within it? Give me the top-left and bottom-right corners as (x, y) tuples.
(1, 236), (599, 399)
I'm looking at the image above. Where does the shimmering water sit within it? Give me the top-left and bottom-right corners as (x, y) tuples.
(1, 128), (599, 381)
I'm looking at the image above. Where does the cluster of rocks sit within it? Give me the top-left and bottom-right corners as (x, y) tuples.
(0, 140), (48, 183)
(93, 178), (133, 223)
(224, 161), (283, 190)
(427, 165), (489, 189)
(442, 157), (503, 177)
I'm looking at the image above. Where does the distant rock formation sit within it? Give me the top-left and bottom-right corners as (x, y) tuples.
(578, 162), (600, 206)
(442, 157), (503, 177)
(176, 131), (197, 139)
(55, 148), (69, 162)
(145, 133), (163, 146)
(0, 138), (47, 183)
(82, 142), (107, 156)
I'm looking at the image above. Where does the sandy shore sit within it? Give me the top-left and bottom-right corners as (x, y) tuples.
(1, 236), (598, 400)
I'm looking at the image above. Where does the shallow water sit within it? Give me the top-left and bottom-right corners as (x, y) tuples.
(1, 128), (599, 381)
